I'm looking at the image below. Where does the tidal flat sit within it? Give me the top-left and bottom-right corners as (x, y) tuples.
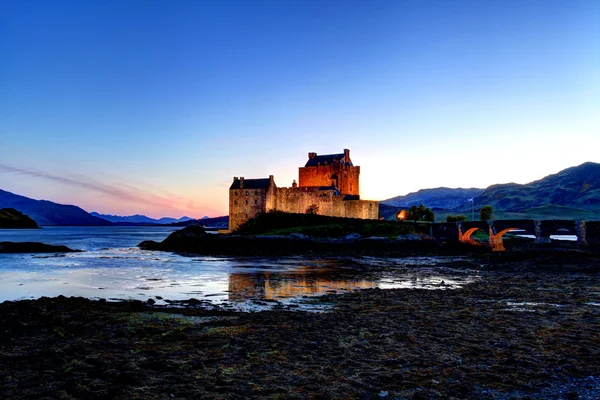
(1, 251), (599, 399)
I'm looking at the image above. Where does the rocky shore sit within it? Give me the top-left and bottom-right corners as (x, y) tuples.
(1, 251), (599, 399)
(138, 226), (489, 257)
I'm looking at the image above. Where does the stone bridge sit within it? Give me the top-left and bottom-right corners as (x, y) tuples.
(429, 220), (600, 251)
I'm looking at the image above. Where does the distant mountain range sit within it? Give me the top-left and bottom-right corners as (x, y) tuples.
(383, 187), (484, 209)
(456, 162), (600, 219)
(0, 188), (220, 226)
(0, 189), (111, 226)
(90, 212), (196, 225)
(176, 215), (229, 228)
(382, 162), (600, 220)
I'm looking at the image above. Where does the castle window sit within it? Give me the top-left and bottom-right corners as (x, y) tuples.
(254, 191), (258, 195)
(255, 199), (258, 205)
(245, 200), (248, 205)
(246, 214), (248, 218)
(234, 200), (237, 205)
(245, 191), (249, 196)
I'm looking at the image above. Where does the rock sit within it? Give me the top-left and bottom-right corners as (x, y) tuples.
(0, 241), (80, 253)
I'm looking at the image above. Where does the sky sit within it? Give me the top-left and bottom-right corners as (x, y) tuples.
(1, 0), (599, 218)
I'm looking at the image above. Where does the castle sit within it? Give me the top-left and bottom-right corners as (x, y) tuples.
(227, 148), (379, 231)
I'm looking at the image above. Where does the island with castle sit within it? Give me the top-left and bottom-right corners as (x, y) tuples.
(227, 148), (379, 232)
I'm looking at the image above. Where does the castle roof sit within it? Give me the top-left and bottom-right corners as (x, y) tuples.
(229, 178), (272, 190)
(305, 153), (353, 167)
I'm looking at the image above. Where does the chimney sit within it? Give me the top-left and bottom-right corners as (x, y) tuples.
(240, 177), (244, 189)
(292, 179), (298, 188)
(308, 152), (316, 159)
(344, 149), (350, 158)
(233, 176), (239, 181)
(269, 175), (274, 181)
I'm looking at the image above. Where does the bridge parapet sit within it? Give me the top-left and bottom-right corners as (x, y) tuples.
(434, 219), (594, 251)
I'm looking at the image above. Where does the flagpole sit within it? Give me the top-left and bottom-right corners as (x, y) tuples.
(469, 198), (474, 221)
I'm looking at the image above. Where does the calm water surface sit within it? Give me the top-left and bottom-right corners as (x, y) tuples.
(0, 227), (477, 310)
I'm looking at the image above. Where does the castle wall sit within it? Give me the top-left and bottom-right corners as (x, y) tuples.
(271, 187), (378, 220)
(298, 164), (360, 196)
(229, 188), (268, 231)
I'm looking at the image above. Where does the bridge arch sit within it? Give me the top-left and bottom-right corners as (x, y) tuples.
(488, 227), (518, 251)
(458, 224), (519, 251)
(458, 226), (484, 246)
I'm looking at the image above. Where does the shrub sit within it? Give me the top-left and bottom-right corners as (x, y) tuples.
(480, 205), (494, 221)
(446, 215), (467, 222)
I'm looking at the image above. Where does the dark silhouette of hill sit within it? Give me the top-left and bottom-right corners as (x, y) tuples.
(0, 208), (39, 228)
(0, 189), (111, 226)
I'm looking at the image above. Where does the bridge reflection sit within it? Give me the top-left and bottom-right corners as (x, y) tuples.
(228, 268), (375, 301)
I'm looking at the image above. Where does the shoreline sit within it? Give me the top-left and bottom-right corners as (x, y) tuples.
(1, 251), (599, 399)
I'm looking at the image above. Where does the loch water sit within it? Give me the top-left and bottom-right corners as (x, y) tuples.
(0, 226), (477, 310)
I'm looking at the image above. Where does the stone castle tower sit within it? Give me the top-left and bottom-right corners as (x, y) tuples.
(299, 149), (360, 197)
(227, 149), (378, 231)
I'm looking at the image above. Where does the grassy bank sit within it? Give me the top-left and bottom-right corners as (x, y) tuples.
(236, 211), (430, 238)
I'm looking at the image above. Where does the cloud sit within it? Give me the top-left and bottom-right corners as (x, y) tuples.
(0, 163), (197, 212)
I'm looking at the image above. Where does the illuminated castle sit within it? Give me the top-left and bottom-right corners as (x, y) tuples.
(228, 148), (379, 231)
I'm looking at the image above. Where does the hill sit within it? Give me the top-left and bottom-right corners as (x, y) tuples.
(0, 189), (111, 226)
(382, 187), (484, 209)
(462, 162), (600, 219)
(0, 208), (39, 228)
(176, 215), (229, 228)
(90, 212), (194, 225)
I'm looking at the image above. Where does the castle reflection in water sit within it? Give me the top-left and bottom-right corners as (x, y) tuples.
(228, 267), (375, 301)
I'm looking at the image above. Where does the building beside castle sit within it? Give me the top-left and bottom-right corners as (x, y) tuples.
(227, 149), (379, 231)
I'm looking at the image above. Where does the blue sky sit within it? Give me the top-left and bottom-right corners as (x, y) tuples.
(1, 0), (599, 218)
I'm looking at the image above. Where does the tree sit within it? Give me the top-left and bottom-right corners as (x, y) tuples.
(305, 204), (319, 215)
(446, 214), (467, 222)
(407, 204), (435, 222)
(480, 205), (494, 221)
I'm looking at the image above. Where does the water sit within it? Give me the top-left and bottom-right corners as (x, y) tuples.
(0, 227), (476, 310)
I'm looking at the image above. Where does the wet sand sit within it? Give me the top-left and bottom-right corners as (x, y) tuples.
(1, 250), (599, 399)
